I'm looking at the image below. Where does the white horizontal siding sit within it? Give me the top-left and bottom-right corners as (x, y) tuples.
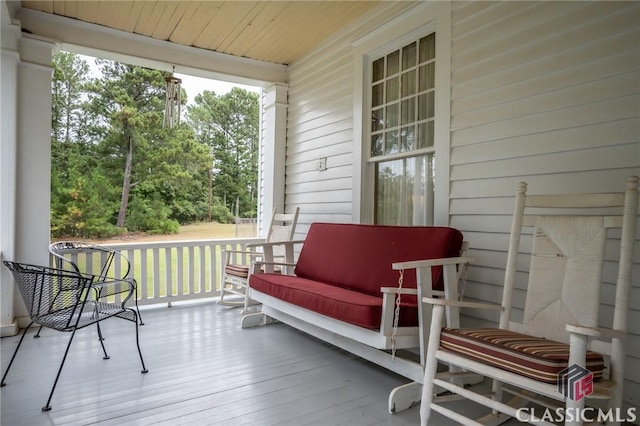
(286, 48), (354, 228)
(450, 1), (640, 408)
(284, 2), (417, 229)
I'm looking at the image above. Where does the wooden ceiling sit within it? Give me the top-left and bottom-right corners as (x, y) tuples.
(20, 1), (385, 65)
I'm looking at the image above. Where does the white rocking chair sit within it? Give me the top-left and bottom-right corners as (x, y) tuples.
(420, 176), (638, 426)
(218, 207), (300, 307)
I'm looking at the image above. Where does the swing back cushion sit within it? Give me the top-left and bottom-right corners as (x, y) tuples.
(249, 223), (463, 329)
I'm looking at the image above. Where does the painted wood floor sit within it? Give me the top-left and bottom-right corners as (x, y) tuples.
(1, 301), (511, 426)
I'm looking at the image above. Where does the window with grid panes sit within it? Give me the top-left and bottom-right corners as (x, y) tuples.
(370, 33), (435, 226)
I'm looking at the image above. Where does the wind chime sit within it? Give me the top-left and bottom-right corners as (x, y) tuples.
(163, 67), (182, 129)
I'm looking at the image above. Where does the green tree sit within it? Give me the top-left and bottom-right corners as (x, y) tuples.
(52, 52), (90, 144)
(87, 61), (167, 228)
(186, 88), (259, 219)
(51, 52), (121, 238)
(51, 53), (256, 237)
(131, 124), (213, 225)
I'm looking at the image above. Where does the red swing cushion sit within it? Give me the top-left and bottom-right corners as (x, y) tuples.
(249, 223), (464, 330)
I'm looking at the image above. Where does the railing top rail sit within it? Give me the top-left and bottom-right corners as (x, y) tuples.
(66, 237), (265, 251)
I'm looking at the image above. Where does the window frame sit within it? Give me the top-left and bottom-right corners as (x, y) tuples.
(368, 33), (437, 226)
(351, 1), (452, 226)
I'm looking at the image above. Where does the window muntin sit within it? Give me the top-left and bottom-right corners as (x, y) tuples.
(369, 33), (436, 225)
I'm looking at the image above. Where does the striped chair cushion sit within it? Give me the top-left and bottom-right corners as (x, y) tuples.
(225, 264), (250, 278)
(225, 264), (283, 279)
(440, 328), (604, 384)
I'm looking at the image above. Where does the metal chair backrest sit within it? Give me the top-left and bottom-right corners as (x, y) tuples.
(49, 241), (130, 281)
(3, 261), (93, 331)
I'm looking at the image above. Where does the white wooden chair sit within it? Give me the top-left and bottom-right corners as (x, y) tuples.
(420, 176), (638, 426)
(218, 207), (300, 307)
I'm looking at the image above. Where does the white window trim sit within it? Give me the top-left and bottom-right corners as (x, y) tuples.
(351, 1), (452, 226)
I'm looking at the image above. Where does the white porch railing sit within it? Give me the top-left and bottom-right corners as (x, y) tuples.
(70, 238), (263, 306)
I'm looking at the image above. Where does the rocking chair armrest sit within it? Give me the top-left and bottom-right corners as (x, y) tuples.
(380, 287), (418, 295)
(245, 239), (306, 249)
(223, 249), (263, 257)
(566, 324), (627, 339)
(422, 297), (503, 311)
(254, 260), (297, 268)
(392, 256), (474, 270)
(253, 260), (297, 274)
(223, 249), (252, 254)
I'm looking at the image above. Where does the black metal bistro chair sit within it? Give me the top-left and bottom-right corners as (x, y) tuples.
(1, 261), (148, 411)
(49, 241), (144, 325)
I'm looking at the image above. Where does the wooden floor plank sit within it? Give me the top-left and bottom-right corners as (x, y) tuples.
(1, 301), (519, 425)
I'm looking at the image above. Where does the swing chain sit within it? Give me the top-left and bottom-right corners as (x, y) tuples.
(391, 269), (403, 360)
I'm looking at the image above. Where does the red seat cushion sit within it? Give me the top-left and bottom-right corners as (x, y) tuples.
(249, 273), (419, 329)
(294, 223), (463, 296)
(440, 328), (604, 384)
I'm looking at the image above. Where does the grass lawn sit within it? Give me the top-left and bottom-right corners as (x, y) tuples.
(91, 221), (257, 244)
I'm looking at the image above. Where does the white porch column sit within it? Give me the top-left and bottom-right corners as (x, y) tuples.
(10, 35), (56, 328)
(259, 83), (289, 234)
(16, 36), (54, 263)
(0, 9), (20, 337)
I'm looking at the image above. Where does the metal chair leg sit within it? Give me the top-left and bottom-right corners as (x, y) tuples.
(92, 302), (110, 359)
(132, 278), (144, 325)
(96, 321), (110, 359)
(132, 309), (149, 374)
(42, 328), (79, 412)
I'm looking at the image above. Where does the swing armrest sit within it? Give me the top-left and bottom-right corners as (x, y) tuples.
(392, 256), (474, 270)
(380, 287), (418, 295)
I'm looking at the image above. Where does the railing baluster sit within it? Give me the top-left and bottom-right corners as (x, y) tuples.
(210, 243), (218, 292)
(188, 246), (195, 295)
(176, 246), (183, 297)
(139, 248), (147, 301)
(153, 248), (160, 301)
(164, 247), (171, 299)
(198, 245), (205, 294)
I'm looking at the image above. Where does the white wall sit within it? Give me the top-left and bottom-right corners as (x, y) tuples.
(286, 0), (639, 408)
(446, 1), (639, 407)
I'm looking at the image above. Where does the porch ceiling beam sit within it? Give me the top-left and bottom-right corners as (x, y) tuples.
(15, 6), (287, 87)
